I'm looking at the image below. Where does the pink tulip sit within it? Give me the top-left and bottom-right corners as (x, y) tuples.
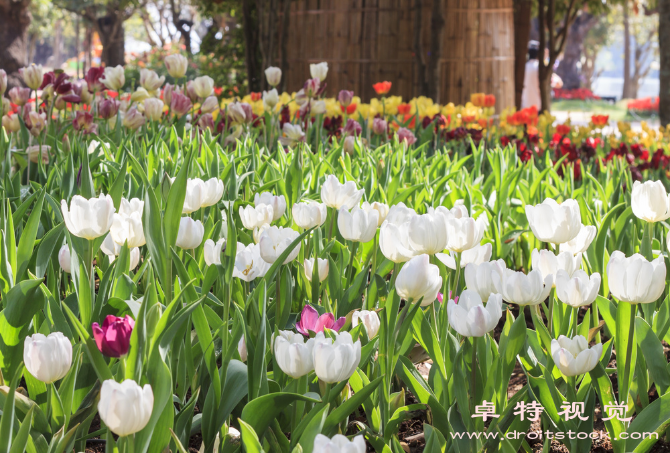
(343, 118), (362, 137)
(397, 127), (417, 145)
(372, 118), (387, 135)
(92, 315), (134, 357)
(171, 93), (192, 118)
(295, 305), (345, 336)
(338, 90), (354, 107)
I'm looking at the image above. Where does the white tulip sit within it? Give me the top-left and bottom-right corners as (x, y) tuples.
(164, 54), (188, 78)
(192, 76), (214, 98)
(238, 336), (247, 362)
(361, 201), (389, 226)
(110, 212), (146, 248)
(26, 145), (49, 164)
(200, 96), (220, 114)
(395, 254), (442, 306)
(551, 335), (602, 377)
(280, 123), (305, 147)
(253, 223), (271, 244)
(531, 249), (582, 281)
(385, 202), (416, 225)
(352, 310), (380, 338)
(555, 269), (601, 308)
(313, 331), (361, 383)
(310, 100), (326, 115)
(320, 175), (364, 210)
(255, 192), (286, 221)
(233, 242), (270, 281)
(606, 251), (666, 304)
(525, 198), (582, 244)
(263, 89), (279, 110)
(239, 204), (274, 230)
(61, 194), (115, 240)
(444, 214), (487, 253)
(20, 64), (44, 90)
(293, 200), (328, 229)
(200, 178), (224, 207)
(119, 198), (144, 216)
(87, 140), (110, 155)
(98, 379), (153, 437)
(407, 212), (448, 255)
(139, 69), (165, 92)
(631, 180), (670, 222)
(143, 98), (164, 121)
(464, 259), (506, 302)
(447, 291), (503, 337)
(559, 224), (596, 255)
(338, 206), (379, 243)
(437, 243), (492, 270)
(310, 62), (329, 82)
(379, 219), (416, 263)
(176, 217), (204, 249)
(24, 332), (72, 384)
(304, 258), (329, 282)
(204, 238), (226, 266)
(493, 269), (553, 306)
(313, 434), (366, 453)
(58, 244), (71, 273)
(265, 67), (282, 87)
(274, 330), (315, 378)
(259, 226), (301, 264)
(102, 65), (126, 91)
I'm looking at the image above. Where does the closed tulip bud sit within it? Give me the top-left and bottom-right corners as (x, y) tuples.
(101, 65), (126, 91)
(227, 102), (248, 124)
(493, 269), (553, 306)
(198, 113), (215, 131)
(274, 330), (315, 378)
(200, 177), (224, 208)
(310, 99), (326, 115)
(0, 69), (6, 96)
(379, 219), (416, 263)
(313, 331), (360, 383)
(265, 66), (282, 87)
(24, 332), (72, 383)
(193, 75), (214, 98)
(185, 80), (198, 102)
(98, 379), (153, 437)
(372, 117), (388, 135)
(338, 90), (354, 107)
(93, 315), (134, 357)
(555, 269), (601, 308)
(165, 54), (188, 78)
(444, 214), (487, 253)
(525, 198), (581, 244)
(559, 224), (596, 255)
(254, 192), (286, 221)
(123, 108), (145, 130)
(98, 98), (120, 120)
(171, 92), (192, 118)
(238, 336), (247, 362)
(139, 69), (165, 93)
(2, 114), (19, 133)
(397, 127), (417, 145)
(233, 242), (270, 281)
(310, 62), (328, 82)
(58, 244), (72, 273)
(130, 87), (150, 103)
(407, 212), (448, 255)
(361, 201), (389, 226)
(110, 212), (146, 248)
(551, 335), (602, 377)
(61, 194), (115, 240)
(464, 259), (506, 302)
(395, 254), (442, 305)
(304, 78), (320, 98)
(343, 135), (356, 155)
(437, 243), (492, 270)
(9, 87), (31, 106)
(313, 435), (366, 453)
(73, 111), (97, 135)
(295, 88), (308, 106)
(263, 88), (279, 110)
(304, 257), (329, 282)
(531, 249), (582, 282)
(28, 111), (47, 137)
(200, 95), (219, 114)
(26, 145), (50, 164)
(259, 226), (301, 264)
(343, 118), (362, 137)
(631, 180), (670, 222)
(239, 204), (274, 230)
(280, 123), (306, 147)
(606, 251), (666, 304)
(204, 238), (226, 266)
(338, 206), (379, 243)
(20, 64), (44, 90)
(352, 310), (380, 338)
(119, 197), (144, 216)
(448, 290), (503, 337)
(292, 200), (328, 229)
(320, 175), (364, 210)
(143, 97), (164, 121)
(176, 217), (204, 249)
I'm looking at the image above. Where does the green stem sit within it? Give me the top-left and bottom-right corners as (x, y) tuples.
(451, 252), (461, 297)
(346, 241), (359, 287)
(620, 302), (636, 408)
(573, 306), (579, 338)
(275, 267), (282, 329)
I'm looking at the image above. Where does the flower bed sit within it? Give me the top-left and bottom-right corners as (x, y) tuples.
(1, 60), (670, 453)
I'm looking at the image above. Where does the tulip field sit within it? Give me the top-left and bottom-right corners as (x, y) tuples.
(4, 61), (670, 453)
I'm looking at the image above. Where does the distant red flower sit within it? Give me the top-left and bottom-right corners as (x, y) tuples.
(556, 124), (571, 135)
(340, 103), (357, 115)
(250, 92), (262, 102)
(397, 103), (411, 115)
(591, 114), (609, 127)
(373, 81), (392, 95)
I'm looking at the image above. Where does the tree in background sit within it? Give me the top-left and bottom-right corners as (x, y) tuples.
(0, 0), (32, 88)
(555, 13), (599, 89)
(580, 15), (612, 89)
(514, 0), (533, 108)
(621, 0), (658, 99)
(662, 0), (670, 125)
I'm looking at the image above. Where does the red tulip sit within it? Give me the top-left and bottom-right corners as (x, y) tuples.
(92, 315), (134, 357)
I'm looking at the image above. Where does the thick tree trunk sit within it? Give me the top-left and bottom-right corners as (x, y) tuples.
(661, 0), (670, 125)
(98, 14), (125, 67)
(242, 1), (262, 92)
(555, 13), (597, 90)
(622, 2), (634, 99)
(514, 0), (532, 108)
(0, 0), (31, 89)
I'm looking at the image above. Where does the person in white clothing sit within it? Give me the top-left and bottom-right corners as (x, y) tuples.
(521, 41), (541, 109)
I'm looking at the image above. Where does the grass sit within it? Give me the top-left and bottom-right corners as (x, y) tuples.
(551, 99), (659, 123)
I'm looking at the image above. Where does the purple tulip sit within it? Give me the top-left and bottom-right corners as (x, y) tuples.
(92, 315), (134, 357)
(338, 90), (354, 107)
(343, 118), (362, 137)
(295, 305), (345, 336)
(98, 98), (120, 120)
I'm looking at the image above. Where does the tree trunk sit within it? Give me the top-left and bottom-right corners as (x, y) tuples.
(98, 14), (125, 67)
(661, 0), (670, 125)
(514, 0), (532, 108)
(622, 1), (633, 99)
(242, 0), (262, 92)
(0, 0), (31, 89)
(555, 13), (597, 89)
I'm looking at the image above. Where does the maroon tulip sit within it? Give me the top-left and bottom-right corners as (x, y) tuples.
(73, 111), (97, 134)
(92, 315), (134, 357)
(295, 305), (345, 336)
(85, 67), (106, 93)
(98, 98), (120, 120)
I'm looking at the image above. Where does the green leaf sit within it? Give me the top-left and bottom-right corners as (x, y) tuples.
(164, 149), (193, 250)
(3, 278), (44, 327)
(241, 392), (321, 440)
(0, 363), (23, 453)
(15, 189), (45, 280)
(9, 406), (34, 453)
(239, 419), (265, 453)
